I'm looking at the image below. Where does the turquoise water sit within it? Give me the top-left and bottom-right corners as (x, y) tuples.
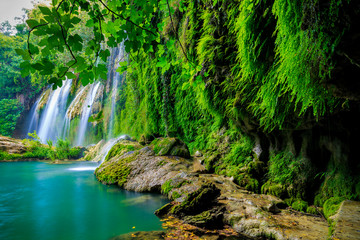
(0, 161), (168, 240)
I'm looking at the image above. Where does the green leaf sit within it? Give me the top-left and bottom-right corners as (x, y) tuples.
(66, 72), (77, 79)
(39, 6), (53, 16)
(26, 19), (39, 29)
(15, 49), (31, 61)
(71, 17), (81, 24)
(31, 63), (45, 70)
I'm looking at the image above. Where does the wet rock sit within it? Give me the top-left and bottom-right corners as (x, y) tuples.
(154, 203), (173, 217)
(183, 206), (225, 229)
(170, 183), (221, 217)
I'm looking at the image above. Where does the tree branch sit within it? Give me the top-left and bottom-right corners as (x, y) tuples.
(27, 23), (49, 58)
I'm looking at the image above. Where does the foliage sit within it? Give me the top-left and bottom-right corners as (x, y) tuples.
(0, 99), (24, 136)
(291, 199), (309, 212)
(10, 0), (359, 208)
(323, 197), (345, 219)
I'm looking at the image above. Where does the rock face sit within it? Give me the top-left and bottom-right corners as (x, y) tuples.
(95, 138), (360, 240)
(331, 200), (360, 240)
(0, 136), (27, 154)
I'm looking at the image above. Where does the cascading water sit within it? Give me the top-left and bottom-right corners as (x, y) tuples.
(25, 79), (72, 143)
(91, 135), (129, 164)
(62, 86), (87, 139)
(108, 43), (126, 138)
(37, 79), (72, 143)
(24, 45), (126, 147)
(25, 91), (44, 136)
(76, 82), (101, 146)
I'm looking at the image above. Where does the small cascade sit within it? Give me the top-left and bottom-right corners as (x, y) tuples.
(76, 82), (101, 146)
(93, 135), (128, 164)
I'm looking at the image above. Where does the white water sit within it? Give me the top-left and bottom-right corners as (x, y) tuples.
(32, 79), (72, 143)
(76, 82), (101, 146)
(108, 44), (126, 138)
(25, 92), (43, 136)
(90, 135), (129, 164)
(62, 86), (87, 138)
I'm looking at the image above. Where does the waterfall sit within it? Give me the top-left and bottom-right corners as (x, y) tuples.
(26, 79), (72, 143)
(62, 86), (86, 139)
(76, 82), (101, 146)
(24, 45), (125, 146)
(108, 43), (126, 138)
(25, 92), (44, 136)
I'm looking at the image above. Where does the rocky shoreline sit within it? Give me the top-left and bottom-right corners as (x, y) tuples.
(94, 138), (360, 240)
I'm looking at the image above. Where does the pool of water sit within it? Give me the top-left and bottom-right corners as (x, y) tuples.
(0, 161), (168, 240)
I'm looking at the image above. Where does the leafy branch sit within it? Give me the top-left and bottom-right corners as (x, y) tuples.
(98, 0), (157, 37)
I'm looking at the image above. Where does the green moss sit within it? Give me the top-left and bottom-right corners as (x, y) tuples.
(235, 173), (259, 192)
(291, 199), (308, 212)
(170, 183), (220, 217)
(161, 179), (174, 195)
(171, 191), (181, 199)
(306, 206), (319, 215)
(95, 153), (138, 187)
(323, 197), (345, 219)
(105, 142), (139, 162)
(261, 181), (286, 198)
(151, 138), (176, 155)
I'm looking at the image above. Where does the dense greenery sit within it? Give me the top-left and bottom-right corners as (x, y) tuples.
(11, 0), (360, 222)
(0, 99), (24, 136)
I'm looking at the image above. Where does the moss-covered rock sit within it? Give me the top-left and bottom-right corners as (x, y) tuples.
(105, 140), (141, 162)
(291, 199), (309, 212)
(139, 134), (155, 145)
(234, 173), (259, 192)
(95, 152), (139, 186)
(183, 206), (224, 229)
(323, 196), (345, 219)
(170, 183), (220, 217)
(151, 137), (190, 158)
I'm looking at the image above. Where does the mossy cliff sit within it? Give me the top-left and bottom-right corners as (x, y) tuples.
(106, 0), (360, 221)
(94, 138), (360, 239)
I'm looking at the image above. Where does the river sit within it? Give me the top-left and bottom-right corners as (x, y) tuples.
(0, 161), (168, 240)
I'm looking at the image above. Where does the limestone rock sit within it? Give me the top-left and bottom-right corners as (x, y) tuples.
(0, 136), (27, 154)
(331, 200), (360, 240)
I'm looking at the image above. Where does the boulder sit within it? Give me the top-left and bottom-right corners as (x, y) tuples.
(151, 137), (190, 158)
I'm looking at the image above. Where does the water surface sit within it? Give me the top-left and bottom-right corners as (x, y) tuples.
(0, 161), (168, 240)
